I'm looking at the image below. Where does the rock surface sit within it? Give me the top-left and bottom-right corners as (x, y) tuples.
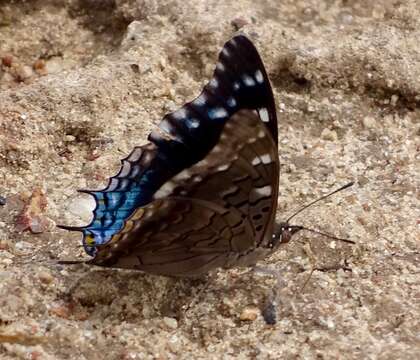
(0, 0), (419, 359)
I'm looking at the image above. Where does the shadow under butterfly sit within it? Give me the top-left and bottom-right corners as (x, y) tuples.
(59, 34), (354, 278)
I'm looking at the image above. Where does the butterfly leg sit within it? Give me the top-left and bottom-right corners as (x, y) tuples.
(181, 272), (218, 316)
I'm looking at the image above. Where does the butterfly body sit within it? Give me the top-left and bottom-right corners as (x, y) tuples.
(59, 34), (292, 277)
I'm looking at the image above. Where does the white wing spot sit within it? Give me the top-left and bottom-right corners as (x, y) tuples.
(208, 108), (228, 120)
(107, 179), (119, 192)
(251, 157), (261, 166)
(233, 82), (240, 91)
(258, 108), (269, 122)
(129, 165), (140, 178)
(243, 74), (256, 87)
(255, 69), (264, 84)
(260, 154), (273, 164)
(250, 185), (272, 202)
(119, 162), (131, 177)
(186, 118), (200, 129)
(155, 181), (176, 198)
(192, 94), (207, 106)
(128, 148), (142, 162)
(227, 97), (237, 107)
(256, 185), (272, 196)
(216, 62), (225, 71)
(172, 109), (187, 120)
(209, 78), (218, 88)
(217, 164), (229, 171)
(222, 48), (230, 57)
(159, 119), (175, 135)
(172, 169), (192, 181)
(212, 145), (222, 153)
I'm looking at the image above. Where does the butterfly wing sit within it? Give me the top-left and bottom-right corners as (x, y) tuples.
(90, 110), (279, 275)
(90, 197), (254, 276)
(154, 109), (279, 249)
(59, 34), (278, 263)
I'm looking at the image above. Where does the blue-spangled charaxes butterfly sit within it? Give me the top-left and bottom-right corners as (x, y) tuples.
(59, 34), (354, 276)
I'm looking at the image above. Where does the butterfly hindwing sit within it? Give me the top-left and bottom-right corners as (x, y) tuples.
(154, 109), (279, 247)
(90, 197), (255, 276)
(90, 110), (279, 275)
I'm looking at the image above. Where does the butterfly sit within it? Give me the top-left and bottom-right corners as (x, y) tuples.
(59, 34), (304, 276)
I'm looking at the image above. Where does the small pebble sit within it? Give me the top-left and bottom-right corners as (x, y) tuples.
(1, 55), (13, 67)
(163, 317), (178, 330)
(65, 135), (76, 142)
(67, 196), (95, 222)
(33, 59), (47, 75)
(1, 258), (13, 266)
(16, 65), (34, 81)
(15, 241), (33, 251)
(45, 58), (64, 74)
(362, 116), (376, 129)
(240, 306), (259, 321)
(231, 17), (248, 30)
(38, 270), (54, 284)
(262, 302), (277, 325)
(29, 216), (49, 234)
(2, 72), (14, 82)
(130, 63), (140, 73)
(321, 128), (338, 141)
(167, 335), (181, 353)
(390, 94), (399, 106)
(0, 239), (11, 250)
(0, 195), (6, 206)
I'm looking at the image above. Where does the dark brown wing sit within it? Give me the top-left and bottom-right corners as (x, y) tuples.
(154, 109), (279, 248)
(90, 197), (254, 276)
(90, 110), (279, 276)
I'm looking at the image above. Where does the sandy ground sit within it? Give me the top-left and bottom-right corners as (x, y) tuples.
(0, 0), (419, 359)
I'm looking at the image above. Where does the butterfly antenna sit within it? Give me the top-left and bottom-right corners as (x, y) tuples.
(298, 226), (355, 244)
(300, 268), (316, 292)
(286, 181), (354, 223)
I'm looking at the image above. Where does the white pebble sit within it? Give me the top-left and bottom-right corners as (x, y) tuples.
(163, 317), (178, 330)
(67, 196), (95, 222)
(362, 116), (376, 129)
(240, 306), (259, 321)
(321, 128), (338, 141)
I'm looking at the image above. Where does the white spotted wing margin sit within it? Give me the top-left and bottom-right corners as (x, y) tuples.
(90, 110), (280, 276)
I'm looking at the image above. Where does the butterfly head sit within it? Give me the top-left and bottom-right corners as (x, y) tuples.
(271, 222), (303, 248)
